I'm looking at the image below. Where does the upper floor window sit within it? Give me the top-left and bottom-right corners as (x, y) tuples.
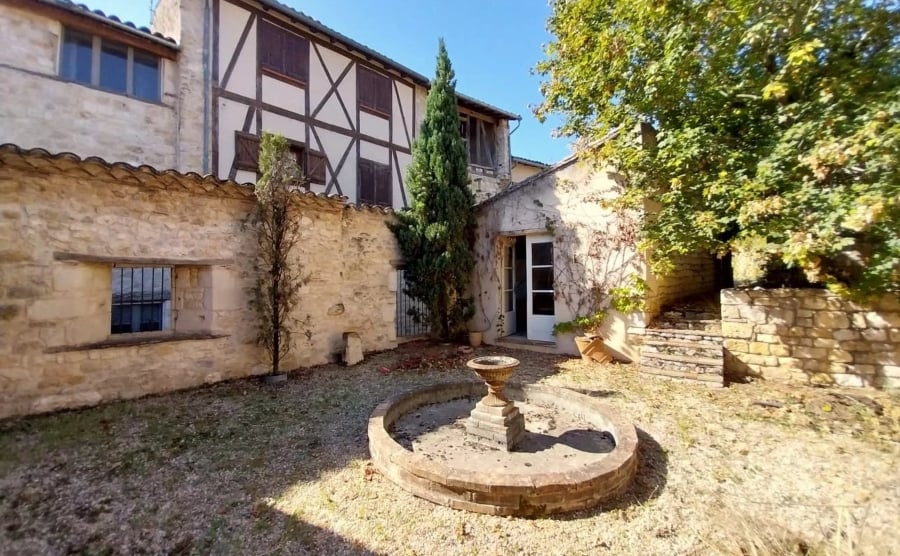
(358, 159), (392, 206)
(234, 132), (327, 185)
(260, 20), (310, 85)
(460, 114), (497, 170)
(60, 28), (161, 103)
(357, 66), (392, 117)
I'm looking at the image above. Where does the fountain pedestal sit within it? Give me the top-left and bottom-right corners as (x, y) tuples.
(465, 356), (525, 451)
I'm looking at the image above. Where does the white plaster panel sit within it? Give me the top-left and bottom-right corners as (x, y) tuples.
(308, 44), (329, 115)
(394, 151), (412, 209)
(313, 128), (353, 193)
(360, 141), (389, 164)
(310, 47), (355, 130)
(414, 86), (428, 137)
(336, 59), (357, 123)
(219, 2), (256, 98)
(217, 99), (251, 177)
(260, 111), (305, 144)
(235, 170), (256, 183)
(393, 81), (413, 148)
(316, 92), (353, 129)
(262, 75), (305, 114)
(360, 112), (389, 141)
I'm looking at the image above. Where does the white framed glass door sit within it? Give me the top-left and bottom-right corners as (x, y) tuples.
(525, 235), (555, 342)
(501, 243), (516, 336)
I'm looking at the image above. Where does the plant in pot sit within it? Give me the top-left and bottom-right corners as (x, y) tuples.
(552, 311), (612, 363)
(248, 132), (308, 386)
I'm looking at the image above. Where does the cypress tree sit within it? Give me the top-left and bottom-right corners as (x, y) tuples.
(390, 39), (476, 340)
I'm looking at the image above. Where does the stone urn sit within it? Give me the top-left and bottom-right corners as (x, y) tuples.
(467, 356), (519, 406)
(465, 356), (525, 450)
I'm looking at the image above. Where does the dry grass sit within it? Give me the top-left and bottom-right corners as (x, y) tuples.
(1, 341), (898, 555)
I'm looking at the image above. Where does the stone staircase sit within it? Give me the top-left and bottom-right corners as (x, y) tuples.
(640, 297), (724, 387)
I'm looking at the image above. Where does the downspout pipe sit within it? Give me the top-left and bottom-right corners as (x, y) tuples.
(201, 0), (211, 174)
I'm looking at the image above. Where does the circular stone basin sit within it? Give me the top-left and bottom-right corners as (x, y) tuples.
(368, 381), (639, 516)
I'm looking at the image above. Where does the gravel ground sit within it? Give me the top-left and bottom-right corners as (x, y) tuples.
(1, 341), (898, 555)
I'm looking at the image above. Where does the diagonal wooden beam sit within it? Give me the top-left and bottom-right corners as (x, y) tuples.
(310, 125), (350, 197)
(392, 148), (407, 208)
(310, 44), (354, 129)
(220, 14), (256, 90)
(393, 80), (412, 149)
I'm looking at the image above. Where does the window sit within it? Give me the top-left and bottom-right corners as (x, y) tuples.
(59, 28), (161, 102)
(358, 159), (392, 206)
(460, 114), (497, 169)
(234, 132), (326, 185)
(530, 242), (554, 316)
(260, 20), (310, 84)
(111, 267), (172, 334)
(357, 66), (392, 117)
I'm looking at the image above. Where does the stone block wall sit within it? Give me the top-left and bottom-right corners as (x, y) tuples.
(0, 158), (399, 419)
(644, 252), (716, 319)
(721, 289), (900, 388)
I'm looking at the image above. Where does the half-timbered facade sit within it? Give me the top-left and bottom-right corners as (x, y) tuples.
(208, 0), (519, 209)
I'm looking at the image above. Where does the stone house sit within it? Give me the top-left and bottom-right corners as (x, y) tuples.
(0, 0), (519, 418)
(471, 135), (717, 363)
(0, 0), (519, 206)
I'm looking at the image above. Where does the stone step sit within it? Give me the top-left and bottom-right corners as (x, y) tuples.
(644, 328), (724, 344)
(660, 310), (721, 322)
(652, 319), (722, 333)
(642, 338), (723, 359)
(639, 351), (722, 367)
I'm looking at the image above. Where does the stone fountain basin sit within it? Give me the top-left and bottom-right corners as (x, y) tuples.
(368, 381), (639, 516)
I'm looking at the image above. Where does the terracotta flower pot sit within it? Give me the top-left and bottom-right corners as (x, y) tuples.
(574, 336), (612, 364)
(468, 331), (483, 348)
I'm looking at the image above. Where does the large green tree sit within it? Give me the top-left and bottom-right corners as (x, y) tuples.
(537, 0), (899, 296)
(390, 39), (476, 339)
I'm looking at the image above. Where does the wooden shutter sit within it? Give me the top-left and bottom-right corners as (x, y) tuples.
(375, 163), (392, 206)
(358, 159), (374, 204)
(307, 151), (327, 185)
(284, 31), (309, 82)
(358, 66), (391, 117)
(260, 21), (284, 74)
(234, 132), (260, 171)
(260, 20), (308, 83)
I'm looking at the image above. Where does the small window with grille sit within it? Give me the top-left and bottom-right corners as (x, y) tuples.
(111, 266), (173, 334)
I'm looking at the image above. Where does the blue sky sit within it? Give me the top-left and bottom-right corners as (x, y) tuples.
(85, 0), (572, 164)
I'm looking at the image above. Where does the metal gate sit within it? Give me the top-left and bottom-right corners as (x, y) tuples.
(396, 270), (429, 337)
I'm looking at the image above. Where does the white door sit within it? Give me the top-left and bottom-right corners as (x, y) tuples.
(501, 243), (516, 336)
(526, 235), (555, 342)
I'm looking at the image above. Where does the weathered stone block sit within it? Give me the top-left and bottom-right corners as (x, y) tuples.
(815, 311), (850, 329)
(343, 332), (364, 366)
(794, 346), (827, 360)
(834, 329), (860, 341)
(748, 342), (770, 355)
(803, 296), (827, 310)
(722, 321), (753, 339)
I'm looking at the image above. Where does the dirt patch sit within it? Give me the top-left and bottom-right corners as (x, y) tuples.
(0, 340), (897, 555)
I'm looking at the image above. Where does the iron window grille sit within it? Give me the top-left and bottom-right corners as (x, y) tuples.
(111, 266), (172, 334)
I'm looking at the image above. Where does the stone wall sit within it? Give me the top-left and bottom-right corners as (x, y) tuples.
(643, 252), (716, 319)
(0, 4), (180, 169)
(0, 154), (399, 419)
(721, 289), (900, 388)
